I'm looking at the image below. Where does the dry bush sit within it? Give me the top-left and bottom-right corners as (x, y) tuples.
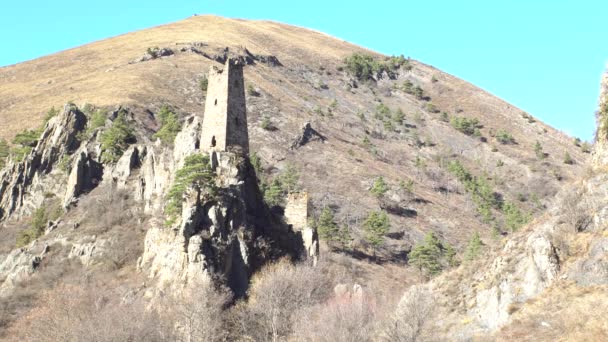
(229, 259), (333, 341)
(382, 285), (436, 342)
(558, 186), (594, 232)
(8, 283), (171, 342)
(292, 289), (379, 342)
(163, 281), (232, 342)
(77, 185), (141, 234)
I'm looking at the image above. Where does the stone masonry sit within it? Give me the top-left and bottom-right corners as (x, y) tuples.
(200, 58), (249, 154)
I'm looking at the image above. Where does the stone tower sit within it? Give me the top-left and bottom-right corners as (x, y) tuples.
(201, 58), (249, 154)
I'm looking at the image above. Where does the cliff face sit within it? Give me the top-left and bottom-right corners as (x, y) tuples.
(396, 68), (608, 340)
(0, 103), (313, 299)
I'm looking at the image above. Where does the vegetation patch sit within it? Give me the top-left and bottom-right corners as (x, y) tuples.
(450, 116), (482, 136)
(165, 154), (217, 226)
(154, 106), (181, 144)
(100, 112), (135, 163)
(409, 232), (457, 277)
(343, 53), (409, 82)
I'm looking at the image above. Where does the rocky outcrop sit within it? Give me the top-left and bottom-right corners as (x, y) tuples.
(139, 148), (308, 296)
(63, 151), (103, 208)
(290, 122), (325, 149)
(0, 104), (87, 220)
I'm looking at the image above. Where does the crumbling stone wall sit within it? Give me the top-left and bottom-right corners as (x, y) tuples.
(200, 58), (249, 154)
(284, 192), (309, 231)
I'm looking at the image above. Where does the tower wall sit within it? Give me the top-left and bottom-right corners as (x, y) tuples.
(201, 59), (249, 154)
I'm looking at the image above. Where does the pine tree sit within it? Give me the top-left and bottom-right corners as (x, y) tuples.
(317, 207), (339, 244)
(408, 232), (443, 276)
(154, 106), (181, 144)
(363, 210), (390, 253)
(370, 176), (389, 197)
(337, 225), (352, 250)
(464, 232), (483, 261)
(100, 112), (135, 163)
(445, 243), (458, 267)
(279, 164), (299, 193)
(264, 179), (284, 207)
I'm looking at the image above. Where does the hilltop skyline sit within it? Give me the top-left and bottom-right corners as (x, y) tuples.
(1, 0), (605, 140)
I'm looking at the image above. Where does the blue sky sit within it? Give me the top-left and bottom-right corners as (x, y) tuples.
(1, 1), (606, 141)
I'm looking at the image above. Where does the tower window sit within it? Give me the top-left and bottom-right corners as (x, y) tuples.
(235, 117), (239, 125)
(214, 99), (217, 105)
(211, 136), (216, 147)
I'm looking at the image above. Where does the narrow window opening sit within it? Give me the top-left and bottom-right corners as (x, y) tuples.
(235, 117), (239, 126)
(211, 136), (216, 147)
(214, 99), (217, 105)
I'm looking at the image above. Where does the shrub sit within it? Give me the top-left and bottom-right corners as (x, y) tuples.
(260, 116), (272, 130)
(425, 103), (439, 113)
(344, 53), (383, 81)
(374, 103), (391, 120)
(165, 154), (216, 225)
(43, 107), (59, 125)
(450, 116), (481, 136)
(100, 112), (135, 163)
(581, 142), (592, 153)
(16, 207), (47, 247)
(370, 176), (389, 198)
(502, 201), (529, 232)
(154, 106), (181, 144)
(563, 152), (574, 164)
(86, 109), (107, 136)
(199, 76), (208, 93)
(392, 108), (405, 124)
(249, 152), (263, 180)
(12, 129), (40, 147)
(362, 210), (390, 252)
(247, 84), (260, 96)
(447, 160), (500, 221)
(463, 232), (483, 261)
(263, 179), (283, 207)
(0, 139), (8, 169)
(232, 260), (332, 341)
(496, 129), (515, 144)
(384, 285), (436, 342)
(440, 112), (449, 122)
(534, 141), (545, 159)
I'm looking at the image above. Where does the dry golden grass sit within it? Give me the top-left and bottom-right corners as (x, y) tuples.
(0, 15), (371, 140)
(495, 281), (608, 341)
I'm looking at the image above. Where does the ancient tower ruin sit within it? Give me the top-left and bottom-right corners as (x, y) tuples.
(201, 58), (249, 154)
(285, 192), (319, 265)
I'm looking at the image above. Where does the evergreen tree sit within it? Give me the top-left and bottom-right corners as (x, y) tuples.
(165, 154), (216, 225)
(445, 243), (459, 267)
(464, 232), (483, 262)
(363, 210), (390, 253)
(100, 112), (135, 163)
(154, 106), (181, 144)
(279, 164), (299, 193)
(317, 207), (340, 243)
(370, 176), (389, 197)
(264, 179), (284, 207)
(337, 225), (353, 250)
(408, 232), (443, 276)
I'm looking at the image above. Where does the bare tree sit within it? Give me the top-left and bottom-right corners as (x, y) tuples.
(292, 288), (379, 342)
(383, 285), (436, 342)
(164, 281), (232, 342)
(8, 283), (171, 342)
(229, 259), (333, 342)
